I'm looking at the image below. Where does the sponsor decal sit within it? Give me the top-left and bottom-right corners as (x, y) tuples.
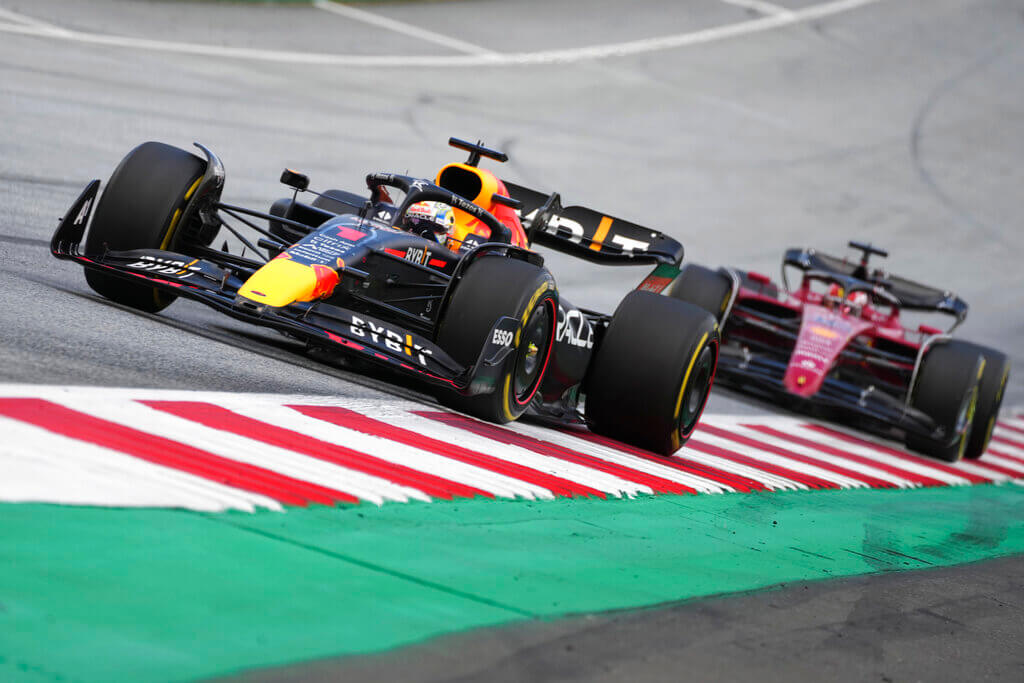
(491, 328), (514, 347)
(453, 234), (484, 253)
(794, 349), (834, 364)
(637, 275), (673, 293)
(520, 208), (584, 245)
(309, 264), (340, 300)
(337, 226), (367, 241)
(556, 305), (594, 349)
(810, 325), (840, 339)
(74, 198), (92, 226)
(349, 315), (433, 366)
(374, 210), (392, 223)
(809, 313), (855, 334)
(609, 234), (650, 252)
(125, 255), (198, 278)
(288, 231), (357, 264)
(404, 247), (427, 264)
(520, 208), (650, 253)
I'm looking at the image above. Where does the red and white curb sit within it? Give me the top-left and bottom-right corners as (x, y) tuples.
(1, 384), (1021, 512)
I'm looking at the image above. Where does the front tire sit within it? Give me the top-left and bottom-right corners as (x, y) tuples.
(906, 340), (985, 461)
(84, 141), (206, 313)
(955, 342), (1011, 460)
(586, 290), (719, 455)
(436, 257), (557, 423)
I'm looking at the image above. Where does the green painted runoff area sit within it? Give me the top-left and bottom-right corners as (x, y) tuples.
(4, 483), (1024, 682)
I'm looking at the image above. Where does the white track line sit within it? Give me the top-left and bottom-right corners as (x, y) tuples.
(719, 0), (796, 17)
(0, 0), (885, 68)
(313, 0), (497, 57)
(0, 7), (69, 34)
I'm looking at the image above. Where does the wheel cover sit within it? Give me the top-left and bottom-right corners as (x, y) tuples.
(679, 344), (715, 437)
(513, 299), (555, 404)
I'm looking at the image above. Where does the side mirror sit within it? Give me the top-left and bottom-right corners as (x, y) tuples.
(280, 168), (309, 191)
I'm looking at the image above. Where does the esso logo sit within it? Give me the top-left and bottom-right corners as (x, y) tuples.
(492, 329), (514, 347)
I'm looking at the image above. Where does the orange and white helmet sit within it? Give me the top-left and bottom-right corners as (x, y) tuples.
(403, 201), (455, 244)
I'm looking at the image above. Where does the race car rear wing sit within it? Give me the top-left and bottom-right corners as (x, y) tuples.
(783, 247), (968, 323)
(503, 181), (684, 266)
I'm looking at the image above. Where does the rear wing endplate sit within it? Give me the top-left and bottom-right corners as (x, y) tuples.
(504, 181), (684, 266)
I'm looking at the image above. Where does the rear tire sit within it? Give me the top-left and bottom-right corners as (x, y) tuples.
(586, 291), (719, 455)
(955, 342), (1011, 460)
(906, 340), (985, 461)
(436, 257), (557, 423)
(84, 141), (206, 313)
(665, 264), (733, 323)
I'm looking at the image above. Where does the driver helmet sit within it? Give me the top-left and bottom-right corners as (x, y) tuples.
(847, 291), (869, 308)
(825, 283), (844, 309)
(844, 290), (869, 315)
(403, 201), (455, 245)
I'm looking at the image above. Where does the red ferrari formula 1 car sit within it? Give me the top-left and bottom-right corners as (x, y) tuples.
(667, 242), (1010, 461)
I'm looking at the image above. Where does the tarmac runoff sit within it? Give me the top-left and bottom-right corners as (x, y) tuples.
(4, 482), (1024, 682)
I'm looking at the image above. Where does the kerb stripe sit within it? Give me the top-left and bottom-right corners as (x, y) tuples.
(0, 398), (354, 506)
(141, 401), (487, 501)
(418, 412), (697, 495)
(291, 405), (602, 498)
(806, 425), (990, 484)
(697, 424), (877, 489)
(746, 425), (943, 487)
(992, 433), (1024, 451)
(687, 438), (839, 490)
(555, 426), (769, 493)
(720, 424), (897, 488)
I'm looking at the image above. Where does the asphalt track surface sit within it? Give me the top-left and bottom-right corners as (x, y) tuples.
(231, 553), (1024, 683)
(0, 0), (1022, 680)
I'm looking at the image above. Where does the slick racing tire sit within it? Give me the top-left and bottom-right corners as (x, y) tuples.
(85, 141), (206, 313)
(906, 340), (985, 462)
(955, 342), (1011, 460)
(437, 256), (557, 424)
(585, 291), (719, 455)
(665, 264), (733, 323)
